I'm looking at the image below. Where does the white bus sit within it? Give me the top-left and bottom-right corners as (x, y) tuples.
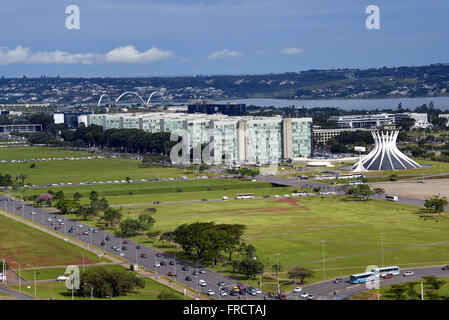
(385, 195), (398, 202)
(371, 266), (400, 277)
(236, 193), (254, 199)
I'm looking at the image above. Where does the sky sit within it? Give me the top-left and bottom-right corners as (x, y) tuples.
(0, 0), (448, 77)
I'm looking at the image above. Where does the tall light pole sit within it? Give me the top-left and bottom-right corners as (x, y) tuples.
(321, 240), (326, 280)
(84, 282), (94, 300)
(380, 232), (384, 267)
(276, 253), (280, 294)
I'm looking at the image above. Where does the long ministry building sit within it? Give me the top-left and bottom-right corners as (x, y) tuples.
(83, 113), (313, 164)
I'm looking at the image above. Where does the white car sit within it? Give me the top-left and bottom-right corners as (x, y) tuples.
(300, 292), (308, 298)
(255, 288), (262, 294)
(221, 291), (227, 296)
(293, 286), (302, 293)
(200, 270), (206, 274)
(274, 195), (280, 198)
(207, 290), (215, 296)
(154, 263), (161, 267)
(222, 196), (229, 200)
(56, 275), (68, 281)
(403, 271), (414, 276)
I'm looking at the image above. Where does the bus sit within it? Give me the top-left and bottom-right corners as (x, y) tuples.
(348, 180), (363, 185)
(371, 266), (400, 277)
(385, 195), (398, 202)
(349, 272), (376, 284)
(236, 193), (255, 200)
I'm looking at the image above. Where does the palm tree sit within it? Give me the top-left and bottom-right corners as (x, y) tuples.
(18, 174), (28, 186)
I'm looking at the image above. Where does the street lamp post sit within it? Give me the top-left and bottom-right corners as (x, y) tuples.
(276, 253), (280, 294)
(84, 282), (94, 300)
(321, 240), (326, 280)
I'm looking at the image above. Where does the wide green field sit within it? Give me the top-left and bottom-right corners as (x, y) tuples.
(108, 197), (449, 285)
(13, 178), (293, 205)
(0, 213), (103, 267)
(0, 158), (203, 185)
(0, 146), (93, 161)
(18, 264), (127, 281)
(9, 266), (190, 300)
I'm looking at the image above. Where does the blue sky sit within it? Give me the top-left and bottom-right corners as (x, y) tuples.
(0, 0), (448, 77)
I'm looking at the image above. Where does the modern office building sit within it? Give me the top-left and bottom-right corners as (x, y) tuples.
(188, 103), (247, 116)
(0, 124), (42, 133)
(329, 113), (430, 129)
(439, 114), (449, 126)
(313, 128), (373, 145)
(54, 112), (91, 127)
(83, 112), (312, 164)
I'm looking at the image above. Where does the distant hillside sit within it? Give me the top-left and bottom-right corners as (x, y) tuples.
(1, 63), (448, 104)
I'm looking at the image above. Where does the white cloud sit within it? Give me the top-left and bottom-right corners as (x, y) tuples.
(280, 47), (304, 55)
(207, 48), (242, 60)
(0, 45), (174, 66)
(180, 57), (191, 63)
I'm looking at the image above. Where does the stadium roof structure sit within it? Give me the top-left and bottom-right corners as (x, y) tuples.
(352, 131), (421, 171)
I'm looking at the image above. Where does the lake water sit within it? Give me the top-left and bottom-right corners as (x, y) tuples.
(215, 97), (449, 111)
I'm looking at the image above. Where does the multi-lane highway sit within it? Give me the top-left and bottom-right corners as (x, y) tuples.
(0, 195), (264, 300)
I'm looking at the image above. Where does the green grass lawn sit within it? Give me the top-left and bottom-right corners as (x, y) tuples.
(0, 146), (93, 161)
(1, 158), (204, 185)
(18, 264), (126, 281)
(104, 196), (449, 287)
(14, 178), (294, 205)
(0, 213), (103, 267)
(9, 270), (191, 300)
(352, 277), (449, 300)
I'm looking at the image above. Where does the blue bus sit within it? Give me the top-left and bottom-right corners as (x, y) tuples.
(349, 272), (376, 284)
(348, 180), (363, 185)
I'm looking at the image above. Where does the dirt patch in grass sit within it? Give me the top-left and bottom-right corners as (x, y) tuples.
(275, 198), (309, 210)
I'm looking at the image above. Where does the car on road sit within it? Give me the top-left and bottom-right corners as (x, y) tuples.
(263, 195), (270, 198)
(207, 290), (215, 296)
(192, 271), (199, 275)
(220, 291), (227, 297)
(293, 286), (302, 293)
(153, 201), (160, 204)
(334, 278), (343, 283)
(154, 263), (161, 267)
(123, 240), (128, 244)
(82, 231), (89, 235)
(136, 245), (141, 249)
(31, 212), (36, 215)
(230, 290), (238, 296)
(168, 272), (176, 276)
(201, 198), (208, 202)
(383, 273), (393, 279)
(140, 253), (147, 258)
(156, 253), (162, 257)
(160, 261), (166, 266)
(122, 246), (127, 250)
(442, 265), (449, 270)
(105, 236), (110, 241)
(100, 241), (105, 246)
(307, 293), (315, 300)
(199, 280), (207, 287)
(403, 271), (414, 277)
(199, 270), (206, 274)
(77, 232), (82, 236)
(185, 276), (192, 281)
(217, 281), (225, 286)
(300, 292), (309, 298)
(278, 293), (287, 300)
(169, 261), (175, 265)
(56, 276), (68, 281)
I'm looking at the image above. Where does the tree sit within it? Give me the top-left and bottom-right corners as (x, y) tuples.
(73, 192), (82, 202)
(398, 118), (416, 131)
(77, 267), (144, 298)
(287, 267), (314, 285)
(423, 275), (445, 290)
(160, 231), (176, 247)
(237, 258), (264, 279)
(103, 208), (122, 227)
(56, 199), (79, 215)
(120, 219), (145, 237)
(89, 190), (99, 202)
(125, 177), (131, 184)
(389, 283), (407, 300)
(18, 174), (28, 186)
(347, 184), (374, 200)
(424, 196), (448, 214)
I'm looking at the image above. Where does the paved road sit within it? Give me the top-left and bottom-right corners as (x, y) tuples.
(0, 286), (34, 300)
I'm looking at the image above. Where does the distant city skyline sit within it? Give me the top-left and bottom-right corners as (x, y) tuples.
(0, 0), (448, 77)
